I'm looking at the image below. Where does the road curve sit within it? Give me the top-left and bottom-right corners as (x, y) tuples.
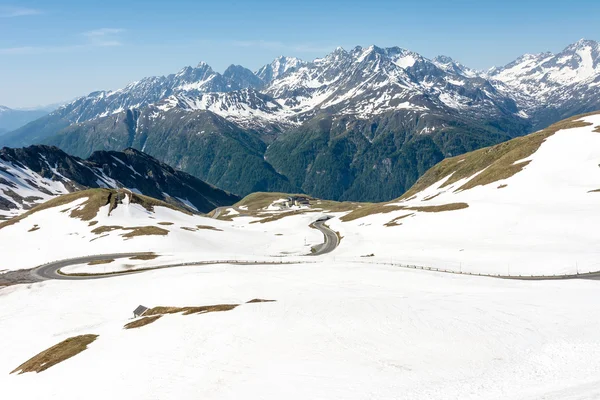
(31, 253), (155, 281)
(310, 220), (340, 256)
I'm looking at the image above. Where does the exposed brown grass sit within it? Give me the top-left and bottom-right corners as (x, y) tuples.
(406, 203), (469, 213)
(313, 200), (358, 213)
(88, 221), (98, 226)
(129, 254), (158, 261)
(196, 225), (223, 231)
(250, 209), (318, 224)
(422, 193), (440, 201)
(11, 334), (98, 374)
(235, 192), (311, 211)
(28, 225), (40, 232)
(91, 225), (123, 234)
(87, 259), (114, 265)
(246, 299), (276, 303)
(157, 222), (174, 226)
(497, 184), (508, 189)
(145, 304), (239, 316)
(124, 315), (162, 330)
(594, 126), (600, 133)
(400, 113), (598, 199)
(0, 188), (193, 231)
(0, 189), (103, 230)
(181, 226), (198, 232)
(385, 213), (415, 227)
(121, 226), (169, 239)
(340, 204), (405, 222)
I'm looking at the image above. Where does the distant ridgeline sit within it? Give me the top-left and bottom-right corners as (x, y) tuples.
(2, 40), (600, 202)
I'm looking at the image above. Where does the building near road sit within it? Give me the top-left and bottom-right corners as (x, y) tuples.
(133, 305), (149, 318)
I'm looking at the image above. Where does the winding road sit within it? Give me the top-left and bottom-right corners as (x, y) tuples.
(0, 218), (341, 284)
(310, 219), (340, 256)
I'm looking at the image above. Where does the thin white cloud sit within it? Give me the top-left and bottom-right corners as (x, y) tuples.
(82, 28), (125, 47)
(0, 6), (42, 17)
(0, 28), (126, 55)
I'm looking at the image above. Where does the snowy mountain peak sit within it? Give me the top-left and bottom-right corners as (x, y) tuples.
(256, 56), (305, 83)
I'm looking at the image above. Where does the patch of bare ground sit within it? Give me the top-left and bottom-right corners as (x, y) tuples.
(385, 213), (415, 227)
(196, 225), (222, 231)
(313, 200), (358, 213)
(422, 193), (440, 201)
(91, 225), (123, 234)
(406, 203), (469, 213)
(157, 222), (174, 226)
(87, 259), (114, 266)
(145, 304), (239, 316)
(250, 210), (319, 224)
(181, 226), (198, 232)
(594, 126), (600, 133)
(236, 192), (312, 211)
(399, 113), (598, 199)
(121, 226), (169, 239)
(340, 204), (405, 222)
(498, 184), (507, 189)
(124, 315), (162, 330)
(91, 225), (169, 238)
(28, 225), (39, 232)
(129, 254), (158, 261)
(88, 221), (98, 226)
(11, 334), (98, 374)
(0, 189), (192, 231)
(246, 299), (276, 303)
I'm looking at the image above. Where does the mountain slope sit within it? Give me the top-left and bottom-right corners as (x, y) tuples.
(0, 106), (49, 136)
(326, 111), (600, 274)
(2, 40), (598, 202)
(41, 108), (297, 196)
(0, 145), (239, 218)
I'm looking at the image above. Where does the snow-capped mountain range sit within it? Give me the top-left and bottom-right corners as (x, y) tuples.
(2, 39), (599, 202)
(10, 38), (596, 133)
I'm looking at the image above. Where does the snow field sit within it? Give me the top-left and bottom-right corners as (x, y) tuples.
(1, 262), (600, 399)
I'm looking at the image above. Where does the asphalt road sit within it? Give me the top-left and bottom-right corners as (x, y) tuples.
(310, 220), (340, 256)
(30, 253), (155, 281)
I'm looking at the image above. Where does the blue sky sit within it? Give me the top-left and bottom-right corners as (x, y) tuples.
(1, 0), (599, 108)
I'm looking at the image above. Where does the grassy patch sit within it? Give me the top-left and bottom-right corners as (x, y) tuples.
(11, 334), (98, 374)
(246, 299), (276, 303)
(385, 213), (415, 227)
(422, 193), (440, 201)
(124, 315), (162, 330)
(87, 259), (114, 266)
(0, 188), (192, 231)
(406, 203), (469, 213)
(594, 126), (600, 133)
(28, 225), (40, 232)
(235, 192), (310, 211)
(196, 225), (223, 231)
(88, 221), (98, 226)
(498, 184), (508, 189)
(340, 204), (405, 222)
(181, 226), (198, 232)
(400, 114), (597, 198)
(250, 210), (318, 224)
(129, 254), (158, 261)
(91, 225), (124, 235)
(145, 304), (239, 316)
(157, 222), (174, 226)
(121, 226), (169, 239)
